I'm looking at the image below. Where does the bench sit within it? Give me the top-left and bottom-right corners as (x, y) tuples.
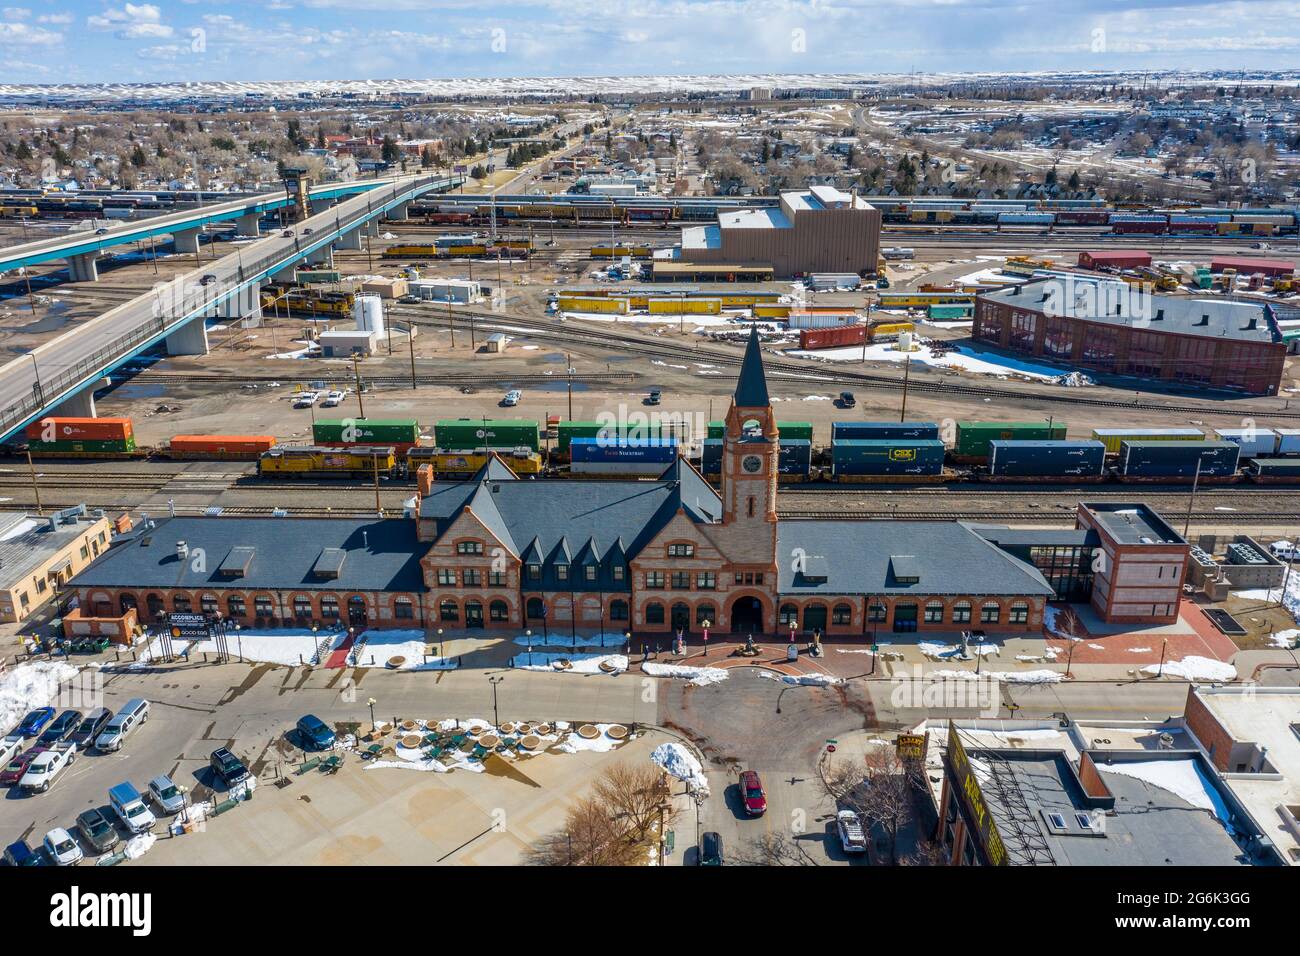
(320, 755), (343, 774)
(296, 757), (322, 775)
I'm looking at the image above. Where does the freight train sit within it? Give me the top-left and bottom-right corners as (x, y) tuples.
(381, 241), (530, 260)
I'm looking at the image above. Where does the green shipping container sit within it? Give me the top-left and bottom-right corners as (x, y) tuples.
(928, 304), (974, 320)
(313, 418), (419, 444)
(556, 421), (607, 453)
(28, 436), (137, 453)
(707, 420), (814, 441)
(954, 421), (1066, 460)
(436, 419), (540, 452)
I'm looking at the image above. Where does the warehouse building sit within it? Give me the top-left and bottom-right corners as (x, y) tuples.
(1077, 249), (1152, 270)
(1209, 256), (1295, 278)
(675, 186), (881, 278)
(0, 507), (113, 624)
(68, 330), (1184, 637)
(975, 277), (1288, 395)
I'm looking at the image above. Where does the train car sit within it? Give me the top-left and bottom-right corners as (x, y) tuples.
(798, 325), (866, 350)
(0, 204), (37, 217)
(424, 212), (473, 225)
(876, 292), (974, 309)
(647, 298), (721, 315)
(1116, 440), (1240, 480)
(831, 439), (945, 481)
(953, 421), (1067, 463)
(1245, 458), (1300, 483)
(557, 296), (629, 314)
(1212, 427), (1278, 459)
(1275, 429), (1300, 456)
(700, 437), (813, 481)
(1090, 427), (1205, 455)
(313, 418), (420, 455)
(626, 207), (673, 221)
(590, 246), (653, 259)
(258, 445), (398, 479)
(832, 421), (940, 442)
(986, 440), (1106, 479)
(1112, 217), (1169, 235)
(568, 437), (678, 477)
(705, 421), (814, 441)
(165, 435), (277, 460)
(1052, 210), (1111, 226)
(406, 446), (543, 478)
(435, 419), (540, 453)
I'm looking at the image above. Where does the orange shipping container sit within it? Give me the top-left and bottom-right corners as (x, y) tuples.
(25, 416), (133, 442)
(169, 435), (277, 457)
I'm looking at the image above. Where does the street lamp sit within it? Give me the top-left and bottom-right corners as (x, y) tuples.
(488, 675), (504, 728)
(234, 621), (242, 663)
(700, 619), (711, 658)
(367, 697), (378, 735)
(525, 628), (533, 661)
(437, 627), (444, 659)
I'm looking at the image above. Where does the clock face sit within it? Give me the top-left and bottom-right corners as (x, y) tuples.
(741, 454), (763, 474)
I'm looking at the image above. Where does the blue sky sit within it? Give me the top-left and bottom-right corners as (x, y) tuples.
(0, 1), (1296, 84)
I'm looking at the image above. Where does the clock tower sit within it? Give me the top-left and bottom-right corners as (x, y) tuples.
(720, 325), (779, 537)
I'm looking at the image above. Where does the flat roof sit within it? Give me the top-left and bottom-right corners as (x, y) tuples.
(1083, 502), (1185, 546)
(0, 510), (105, 590)
(652, 262), (774, 275)
(983, 277), (1278, 344)
(718, 208), (790, 230)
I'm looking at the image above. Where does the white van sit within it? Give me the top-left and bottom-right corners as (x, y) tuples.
(94, 698), (150, 753)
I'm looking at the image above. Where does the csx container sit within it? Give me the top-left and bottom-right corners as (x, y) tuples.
(1090, 427), (1206, 455)
(435, 419), (540, 453)
(798, 325), (867, 350)
(1212, 427), (1278, 459)
(832, 439), (945, 477)
(954, 421), (1067, 461)
(988, 440), (1106, 478)
(313, 418), (419, 448)
(25, 417), (133, 443)
(570, 437), (678, 475)
(1118, 440), (1240, 478)
(833, 421), (940, 442)
(168, 435), (277, 459)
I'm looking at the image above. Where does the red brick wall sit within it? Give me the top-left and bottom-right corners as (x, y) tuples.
(1183, 687), (1234, 771)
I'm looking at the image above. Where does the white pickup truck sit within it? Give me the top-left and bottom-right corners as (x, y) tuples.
(19, 742), (77, 793)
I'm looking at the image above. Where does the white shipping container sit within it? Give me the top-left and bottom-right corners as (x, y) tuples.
(569, 460), (671, 476)
(808, 273), (860, 291)
(787, 312), (861, 330)
(1213, 427), (1278, 458)
(1273, 428), (1300, 455)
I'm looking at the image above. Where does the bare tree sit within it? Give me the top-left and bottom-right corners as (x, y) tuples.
(526, 762), (675, 866)
(593, 762), (671, 844)
(731, 831), (821, 866)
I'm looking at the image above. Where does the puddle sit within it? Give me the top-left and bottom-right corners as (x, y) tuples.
(113, 383), (167, 399)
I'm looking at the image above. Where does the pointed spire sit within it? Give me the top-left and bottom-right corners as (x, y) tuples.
(733, 323), (769, 408)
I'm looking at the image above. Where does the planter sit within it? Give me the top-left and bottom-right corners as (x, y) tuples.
(400, 734), (423, 749)
(519, 735), (541, 751)
(606, 725), (628, 740)
(534, 723), (551, 736)
(386, 656), (407, 669)
(578, 724), (600, 740)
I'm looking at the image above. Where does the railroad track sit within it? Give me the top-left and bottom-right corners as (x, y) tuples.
(778, 510), (1300, 523)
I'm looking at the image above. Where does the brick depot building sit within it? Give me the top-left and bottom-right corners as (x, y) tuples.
(69, 330), (1185, 637)
(975, 277), (1287, 395)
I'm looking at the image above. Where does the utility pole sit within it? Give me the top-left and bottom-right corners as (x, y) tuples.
(353, 356), (366, 418)
(408, 322), (417, 390)
(447, 298), (455, 348)
(899, 354), (912, 422)
(1183, 457), (1202, 538)
(25, 449), (43, 516)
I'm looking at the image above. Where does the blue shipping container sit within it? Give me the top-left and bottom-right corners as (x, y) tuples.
(779, 439), (812, 476)
(988, 440), (1106, 477)
(1119, 440), (1240, 478)
(832, 439), (944, 476)
(570, 437), (678, 464)
(833, 421), (941, 441)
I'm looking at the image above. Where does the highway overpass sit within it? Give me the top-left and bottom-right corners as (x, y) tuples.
(0, 175), (462, 281)
(0, 173), (458, 444)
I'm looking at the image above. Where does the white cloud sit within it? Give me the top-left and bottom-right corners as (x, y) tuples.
(2, 7), (30, 19)
(37, 12), (73, 23)
(0, 21), (62, 44)
(88, 3), (173, 39)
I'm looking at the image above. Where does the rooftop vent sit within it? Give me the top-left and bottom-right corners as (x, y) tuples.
(1197, 314), (1210, 326)
(312, 548), (346, 580)
(1154, 309), (1164, 321)
(217, 545), (256, 579)
(176, 540), (189, 560)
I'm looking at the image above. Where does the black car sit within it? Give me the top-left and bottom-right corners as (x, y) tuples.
(75, 807), (121, 855)
(209, 748), (250, 787)
(699, 831), (724, 866)
(68, 708), (113, 749)
(37, 710), (83, 746)
(838, 391), (857, 408)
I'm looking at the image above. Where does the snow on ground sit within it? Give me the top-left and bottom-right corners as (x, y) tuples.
(0, 660), (78, 733)
(1140, 656), (1236, 682)
(1232, 575), (1300, 624)
(641, 662), (730, 686)
(1268, 629), (1300, 648)
(650, 742), (709, 793)
(1099, 759), (1232, 825)
(757, 670), (842, 686)
(511, 632), (627, 649)
(186, 628), (343, 667)
(124, 833), (156, 860)
(349, 630), (456, 670)
(511, 652), (628, 675)
(928, 669), (1064, 684)
(787, 340), (1075, 382)
(555, 723), (628, 753)
(919, 641), (998, 660)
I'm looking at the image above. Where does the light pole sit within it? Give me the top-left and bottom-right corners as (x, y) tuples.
(234, 622), (242, 663)
(367, 697), (377, 735)
(700, 619), (711, 657)
(437, 627), (444, 659)
(488, 675), (504, 728)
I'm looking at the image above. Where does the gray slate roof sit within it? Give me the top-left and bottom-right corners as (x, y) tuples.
(71, 516), (426, 593)
(777, 519), (1054, 596)
(0, 511), (103, 590)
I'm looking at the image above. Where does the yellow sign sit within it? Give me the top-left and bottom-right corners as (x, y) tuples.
(946, 722), (1008, 866)
(896, 733), (926, 761)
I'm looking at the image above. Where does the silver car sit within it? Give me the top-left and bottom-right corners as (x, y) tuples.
(148, 774), (186, 815)
(836, 809), (868, 854)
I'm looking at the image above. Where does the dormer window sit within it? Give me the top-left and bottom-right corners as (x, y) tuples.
(667, 543), (695, 558)
(527, 563), (541, 580)
(612, 565), (625, 581)
(555, 563), (569, 582)
(585, 565), (597, 582)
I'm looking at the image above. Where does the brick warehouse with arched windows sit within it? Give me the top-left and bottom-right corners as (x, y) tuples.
(70, 327), (1187, 639)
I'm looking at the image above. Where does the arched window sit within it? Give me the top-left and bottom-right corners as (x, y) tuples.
(645, 602), (665, 625)
(394, 597), (414, 620)
(951, 600), (972, 624)
(226, 595), (245, 618)
(779, 603), (799, 628)
(200, 594), (219, 615)
(120, 593), (138, 616)
(489, 600), (509, 622)
(832, 603), (852, 625)
(925, 600), (944, 624)
(1009, 602), (1029, 624)
(320, 596), (339, 619)
(526, 597), (545, 619)
(609, 599), (629, 621)
(171, 594), (192, 613)
(981, 602), (1001, 624)
(293, 596), (313, 620)
(439, 600), (459, 622)
(696, 604), (716, 627)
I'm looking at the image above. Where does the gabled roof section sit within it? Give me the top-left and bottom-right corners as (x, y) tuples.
(733, 324), (770, 408)
(574, 537), (603, 566)
(548, 535), (572, 565)
(472, 453), (520, 483)
(465, 481), (517, 554)
(659, 457), (723, 523)
(519, 536), (543, 566)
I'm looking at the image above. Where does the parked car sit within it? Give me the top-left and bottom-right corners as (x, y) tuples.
(0, 734), (23, 768)
(739, 769), (767, 816)
(68, 708), (113, 749)
(15, 708), (55, 739)
(199, 274), (217, 286)
(320, 390), (346, 408)
(37, 710), (83, 746)
(281, 230), (295, 238)
(2, 839), (42, 866)
(93, 227), (110, 236)
(0, 746), (45, 786)
(19, 744), (76, 793)
(75, 807), (121, 855)
(501, 389), (522, 407)
(94, 698), (149, 753)
(699, 831), (724, 866)
(209, 747), (250, 788)
(293, 390), (319, 409)
(296, 715), (336, 751)
(836, 809), (868, 854)
(838, 391), (857, 408)
(42, 828), (83, 866)
(108, 782), (156, 834)
(148, 774), (186, 815)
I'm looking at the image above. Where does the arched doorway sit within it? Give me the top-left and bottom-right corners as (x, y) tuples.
(347, 595), (368, 627)
(465, 600), (484, 629)
(729, 595), (765, 634)
(119, 593), (138, 616)
(803, 604), (828, 634)
(670, 602), (691, 632)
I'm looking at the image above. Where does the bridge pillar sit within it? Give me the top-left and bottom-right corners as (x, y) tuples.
(165, 316), (210, 356)
(387, 201), (410, 221)
(336, 228), (363, 251)
(306, 245), (334, 267)
(173, 228), (201, 254)
(48, 378), (110, 419)
(235, 213), (261, 238)
(65, 253), (99, 282)
(218, 282), (263, 325)
(365, 218), (380, 238)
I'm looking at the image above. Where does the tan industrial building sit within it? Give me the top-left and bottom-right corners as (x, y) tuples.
(675, 186), (881, 278)
(0, 508), (113, 624)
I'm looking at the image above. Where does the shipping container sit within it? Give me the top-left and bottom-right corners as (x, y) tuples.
(557, 296), (628, 314)
(787, 311), (860, 330)
(927, 304), (973, 320)
(701, 438), (723, 474)
(313, 418), (419, 446)
(167, 435), (277, 459)
(1246, 458), (1300, 481)
(799, 324), (867, 350)
(1274, 429), (1300, 456)
(988, 440), (1106, 478)
(24, 416), (133, 443)
(1118, 440), (1240, 478)
(954, 421), (1067, 461)
(831, 439), (945, 477)
(778, 439), (813, 478)
(705, 420), (813, 441)
(27, 437), (137, 455)
(997, 212), (1055, 225)
(569, 437), (678, 465)
(1090, 427), (1206, 455)
(833, 421), (940, 442)
(647, 298), (721, 315)
(1212, 427), (1278, 459)
(435, 418), (541, 453)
